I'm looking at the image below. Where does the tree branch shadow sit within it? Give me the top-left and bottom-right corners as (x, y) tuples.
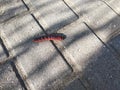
(0, 0), (120, 90)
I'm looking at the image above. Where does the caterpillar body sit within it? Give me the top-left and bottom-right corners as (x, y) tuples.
(33, 33), (66, 42)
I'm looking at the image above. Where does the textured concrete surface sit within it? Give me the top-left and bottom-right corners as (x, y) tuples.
(55, 19), (120, 90)
(15, 41), (72, 90)
(64, 0), (120, 43)
(0, 14), (72, 90)
(0, 0), (27, 22)
(0, 62), (25, 90)
(103, 0), (120, 15)
(108, 34), (120, 55)
(55, 20), (103, 72)
(0, 42), (8, 62)
(83, 1), (120, 43)
(23, 0), (78, 33)
(64, 79), (86, 90)
(0, 0), (120, 90)
(0, 14), (41, 56)
(82, 45), (120, 90)
(64, 0), (98, 18)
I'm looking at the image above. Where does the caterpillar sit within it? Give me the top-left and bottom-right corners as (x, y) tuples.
(33, 33), (66, 42)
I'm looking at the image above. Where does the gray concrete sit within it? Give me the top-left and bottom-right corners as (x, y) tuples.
(108, 33), (120, 55)
(55, 20), (104, 72)
(83, 45), (120, 90)
(83, 1), (120, 43)
(0, 0), (120, 90)
(0, 62), (25, 90)
(0, 0), (27, 22)
(103, 0), (120, 15)
(64, 0), (98, 18)
(64, 0), (120, 43)
(64, 79), (86, 90)
(0, 43), (8, 62)
(0, 14), (41, 57)
(23, 0), (78, 33)
(55, 20), (120, 90)
(0, 14), (72, 90)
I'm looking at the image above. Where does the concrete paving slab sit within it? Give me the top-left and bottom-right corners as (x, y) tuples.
(82, 1), (120, 43)
(0, 14), (72, 90)
(23, 0), (78, 33)
(64, 79), (86, 90)
(54, 20), (120, 90)
(103, 0), (120, 15)
(64, 0), (120, 43)
(64, 0), (98, 18)
(0, 14), (41, 56)
(83, 45), (120, 90)
(54, 20), (103, 72)
(0, 62), (25, 90)
(0, 0), (27, 23)
(0, 0), (120, 89)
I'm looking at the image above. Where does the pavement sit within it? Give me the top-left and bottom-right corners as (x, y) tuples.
(0, 0), (120, 90)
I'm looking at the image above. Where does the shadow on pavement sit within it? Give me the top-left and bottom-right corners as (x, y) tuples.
(0, 0), (120, 90)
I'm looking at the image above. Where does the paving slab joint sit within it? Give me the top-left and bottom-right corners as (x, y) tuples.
(0, 37), (28, 89)
(0, 37), (11, 64)
(62, 0), (79, 19)
(0, 30), (17, 63)
(100, 0), (120, 16)
(10, 61), (28, 90)
(0, 38), (9, 57)
(21, 0), (76, 72)
(84, 22), (120, 60)
(9, 0), (90, 89)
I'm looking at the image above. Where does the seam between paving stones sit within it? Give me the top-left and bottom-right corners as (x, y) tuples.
(62, 0), (79, 19)
(31, 13), (74, 72)
(79, 79), (88, 90)
(51, 72), (81, 90)
(21, 0), (74, 71)
(2, 0), (116, 90)
(30, 15), (86, 90)
(99, 1), (120, 58)
(82, 1), (120, 57)
(0, 0), (87, 90)
(0, 1), (30, 89)
(0, 1), (71, 90)
(3, 0), (120, 89)
(57, 0), (92, 89)
(65, 0), (120, 59)
(60, 0), (92, 89)
(20, 0), (92, 89)
(62, 0), (120, 89)
(0, 38), (9, 57)
(84, 22), (120, 60)
(0, 16), (28, 89)
(64, 0), (120, 58)
(0, 1), (36, 90)
(16, 0), (81, 90)
(0, 38), (27, 89)
(101, 0), (120, 16)
(10, 61), (28, 90)
(0, 9), (38, 24)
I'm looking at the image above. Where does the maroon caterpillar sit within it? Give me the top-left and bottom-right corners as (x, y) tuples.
(33, 33), (66, 42)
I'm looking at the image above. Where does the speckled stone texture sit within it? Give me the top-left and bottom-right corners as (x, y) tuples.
(64, 79), (86, 90)
(0, 0), (27, 22)
(54, 20), (120, 90)
(23, 0), (78, 33)
(0, 62), (25, 90)
(64, 0), (120, 43)
(0, 14), (72, 90)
